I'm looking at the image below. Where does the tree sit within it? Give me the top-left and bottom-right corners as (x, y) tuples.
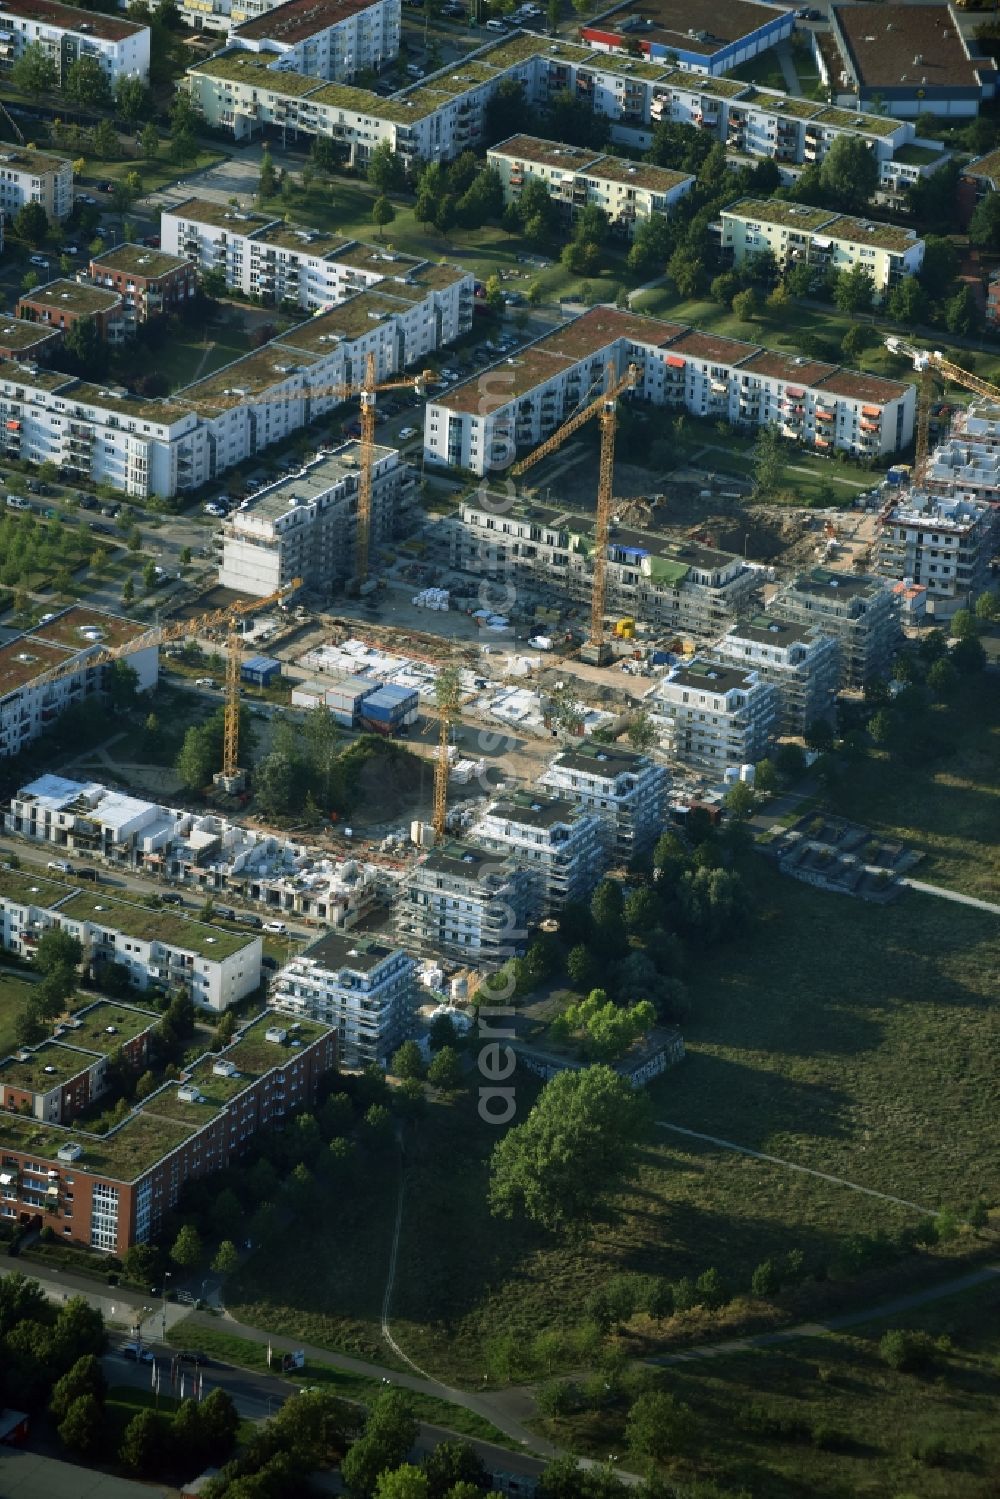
(952, 634), (986, 673)
(554, 992), (656, 1062)
(342, 1390), (418, 1499)
(108, 658), (139, 711)
(969, 190), (1000, 251)
(484, 273), (504, 314)
(833, 263), (875, 316)
(918, 235), (959, 300)
(258, 146), (277, 201)
(51, 1354), (107, 1423)
(35, 928), (82, 976)
(427, 1045), (462, 1092)
(422, 1440), (488, 1499)
(212, 1239), (239, 1275)
(944, 284), (978, 336)
(119, 1409), (165, 1475)
(391, 1040), (425, 1080)
(63, 317), (106, 378)
(14, 201), (49, 248)
(92, 117), (119, 160)
(372, 194), (396, 241)
(666, 245), (705, 299)
(58, 1393), (104, 1458)
(751, 1257), (781, 1298)
(11, 41), (57, 93)
(489, 1065), (649, 1230)
(368, 140), (407, 193)
(886, 275), (929, 327)
(819, 134), (878, 212)
(754, 757), (778, 795)
(116, 73), (150, 123)
(731, 287), (759, 323)
(751, 421), (785, 501)
(926, 656), (959, 698)
(880, 1328), (935, 1373)
(626, 709), (656, 752)
(625, 1390), (695, 1463)
(724, 780), (756, 819)
(171, 1223), (202, 1270)
(375, 1466), (429, 1499)
(626, 212), (672, 278)
(65, 55), (112, 108)
(140, 121), (160, 159)
(122, 577), (136, 609)
(180, 545), (192, 566)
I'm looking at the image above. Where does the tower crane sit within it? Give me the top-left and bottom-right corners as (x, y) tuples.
(512, 362), (640, 664)
(886, 336), (1000, 472)
(34, 580), (302, 792)
(432, 663), (461, 844)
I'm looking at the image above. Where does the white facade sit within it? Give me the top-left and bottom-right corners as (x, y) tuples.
(0, 873), (262, 1013)
(220, 442), (416, 597)
(713, 614), (840, 733)
(230, 0), (400, 80)
(0, 0), (150, 84)
(769, 567), (901, 688)
(873, 492), (995, 611)
(487, 134), (694, 237)
(426, 306), (915, 477)
(720, 198), (925, 304)
(655, 658), (779, 771)
(473, 791), (606, 913)
(0, 147), (73, 224)
(394, 841), (535, 964)
(538, 743), (668, 861)
(0, 608), (158, 761)
(270, 932), (414, 1066)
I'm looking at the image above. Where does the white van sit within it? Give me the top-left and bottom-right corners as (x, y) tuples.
(485, 16), (506, 29)
(263, 920), (287, 935)
(406, 63), (425, 77)
(47, 859), (72, 874)
(6, 495), (30, 510)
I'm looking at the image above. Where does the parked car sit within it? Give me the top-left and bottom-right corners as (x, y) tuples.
(122, 1344), (154, 1363)
(263, 920), (287, 935)
(88, 521), (113, 534)
(204, 501), (227, 517)
(97, 180), (114, 193)
(76, 492), (97, 509)
(399, 426), (418, 440)
(177, 1350), (208, 1366)
(161, 892), (184, 905)
(47, 859), (72, 874)
(236, 912), (263, 928)
(28, 254), (49, 268)
(75, 193), (97, 206)
(6, 495), (30, 510)
(214, 905), (235, 921)
(77, 867), (99, 881)
(60, 244), (79, 256)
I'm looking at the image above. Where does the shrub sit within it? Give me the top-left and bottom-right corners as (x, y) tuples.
(880, 1328), (936, 1373)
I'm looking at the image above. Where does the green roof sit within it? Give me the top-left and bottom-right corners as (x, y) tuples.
(812, 106), (900, 138)
(646, 556), (690, 585)
(0, 1040), (98, 1093)
(55, 891), (259, 961)
(0, 1107), (197, 1179)
(65, 1000), (159, 1055)
(225, 1013), (331, 1074)
(190, 51), (323, 97)
(0, 868), (74, 910)
(723, 197), (834, 232)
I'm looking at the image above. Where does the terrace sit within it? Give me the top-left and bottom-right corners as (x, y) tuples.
(54, 891), (258, 961)
(741, 88), (822, 121)
(66, 381), (185, 427)
(436, 348), (574, 414)
(276, 290), (407, 345)
(658, 69), (748, 100)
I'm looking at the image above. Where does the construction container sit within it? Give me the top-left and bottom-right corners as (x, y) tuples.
(241, 654), (281, 687)
(323, 675), (378, 727)
(360, 683), (419, 731)
(291, 681), (327, 710)
(410, 821), (436, 848)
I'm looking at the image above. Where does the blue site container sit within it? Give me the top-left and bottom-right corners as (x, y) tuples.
(241, 655), (281, 687)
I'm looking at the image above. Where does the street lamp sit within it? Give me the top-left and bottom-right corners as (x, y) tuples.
(161, 1271), (171, 1339)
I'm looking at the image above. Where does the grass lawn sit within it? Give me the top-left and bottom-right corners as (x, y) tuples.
(224, 864), (998, 1390)
(162, 1324), (514, 1444)
(824, 682), (1000, 901)
(538, 1281), (1000, 1496)
(77, 148), (227, 197)
(679, 423), (873, 504)
(726, 49), (788, 91)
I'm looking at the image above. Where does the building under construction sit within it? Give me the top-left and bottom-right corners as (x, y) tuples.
(768, 568), (901, 689)
(446, 498), (758, 642)
(393, 841), (535, 965)
(220, 441), (417, 598)
(472, 791), (606, 913)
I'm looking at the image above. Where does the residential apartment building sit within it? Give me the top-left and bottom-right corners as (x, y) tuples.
(0, 1012), (335, 1251)
(0, 0), (150, 85)
(487, 134), (693, 237)
(828, 3), (993, 119)
(0, 261), (468, 501)
(16, 279), (124, 342)
(425, 307), (915, 476)
(924, 433), (1000, 504)
(873, 492), (995, 612)
(719, 198), (924, 303)
(0, 1000), (158, 1125)
(161, 200), (473, 333)
(769, 567), (901, 688)
(394, 841), (535, 965)
(713, 614), (840, 733)
(219, 441), (415, 597)
(447, 494), (758, 641)
(88, 244), (197, 328)
(538, 742), (668, 861)
(0, 607), (158, 762)
(230, 0), (400, 80)
(270, 931), (414, 1066)
(0, 146), (73, 223)
(655, 657), (779, 771)
(0, 867), (262, 1012)
(472, 791), (606, 913)
(181, 28), (943, 182)
(0, 313), (62, 364)
(7, 772), (384, 927)
(580, 0), (793, 76)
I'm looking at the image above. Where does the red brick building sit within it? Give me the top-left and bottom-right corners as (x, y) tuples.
(0, 314), (62, 365)
(88, 243), (197, 328)
(15, 279), (124, 343)
(0, 1014), (334, 1252)
(0, 1000), (158, 1126)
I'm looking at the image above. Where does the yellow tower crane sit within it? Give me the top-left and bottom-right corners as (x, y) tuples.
(432, 663), (462, 844)
(886, 336), (1000, 472)
(35, 580), (302, 791)
(512, 362), (640, 664)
